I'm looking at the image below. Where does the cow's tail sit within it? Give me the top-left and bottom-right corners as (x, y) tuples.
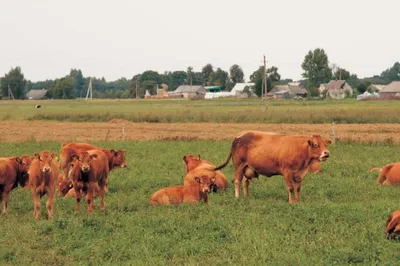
(368, 167), (382, 172)
(214, 151), (232, 171)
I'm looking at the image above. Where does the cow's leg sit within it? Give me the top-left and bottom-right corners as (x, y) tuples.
(2, 187), (12, 215)
(293, 182), (302, 203)
(86, 183), (94, 213)
(243, 178), (251, 197)
(0, 190), (4, 214)
(74, 186), (82, 212)
(46, 189), (55, 220)
(32, 192), (41, 220)
(233, 165), (245, 198)
(283, 174), (295, 203)
(98, 179), (106, 211)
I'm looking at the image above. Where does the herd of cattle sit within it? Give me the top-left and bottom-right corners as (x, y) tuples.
(1, 130), (400, 238)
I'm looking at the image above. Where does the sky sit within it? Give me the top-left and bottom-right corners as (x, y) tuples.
(0, 0), (399, 82)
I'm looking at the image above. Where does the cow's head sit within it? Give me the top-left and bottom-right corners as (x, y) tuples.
(16, 155), (33, 187)
(194, 175), (215, 194)
(111, 149), (126, 168)
(34, 151), (57, 173)
(307, 135), (332, 162)
(72, 151), (98, 173)
(183, 154), (201, 173)
(58, 179), (73, 196)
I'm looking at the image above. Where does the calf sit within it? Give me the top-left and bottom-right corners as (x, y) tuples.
(385, 209), (400, 239)
(149, 175), (215, 206)
(28, 151), (59, 220)
(374, 163), (400, 185)
(0, 155), (32, 214)
(59, 178), (101, 199)
(215, 131), (331, 203)
(59, 142), (126, 179)
(69, 150), (109, 212)
(183, 154), (228, 191)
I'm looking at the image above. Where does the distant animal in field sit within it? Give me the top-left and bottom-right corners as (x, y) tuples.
(371, 162), (400, 185)
(385, 209), (400, 239)
(34, 105), (41, 108)
(149, 175), (215, 206)
(183, 154), (228, 191)
(214, 131), (332, 203)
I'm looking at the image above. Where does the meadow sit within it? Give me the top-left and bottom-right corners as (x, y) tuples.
(1, 98), (400, 123)
(1, 139), (400, 265)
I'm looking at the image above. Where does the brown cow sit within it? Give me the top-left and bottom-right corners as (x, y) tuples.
(373, 162), (400, 185)
(28, 151), (59, 220)
(385, 209), (400, 239)
(149, 175), (215, 206)
(59, 142), (126, 179)
(69, 150), (109, 212)
(0, 155), (32, 214)
(214, 131), (332, 203)
(59, 178), (101, 199)
(183, 154), (228, 191)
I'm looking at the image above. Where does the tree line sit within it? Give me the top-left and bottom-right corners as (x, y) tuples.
(1, 49), (399, 99)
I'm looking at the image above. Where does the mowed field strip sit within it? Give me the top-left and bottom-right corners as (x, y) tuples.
(1, 121), (400, 143)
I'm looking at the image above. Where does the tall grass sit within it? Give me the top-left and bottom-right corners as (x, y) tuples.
(1, 98), (400, 123)
(0, 140), (400, 265)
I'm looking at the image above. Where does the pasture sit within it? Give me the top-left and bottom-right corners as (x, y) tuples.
(1, 139), (400, 265)
(1, 98), (400, 123)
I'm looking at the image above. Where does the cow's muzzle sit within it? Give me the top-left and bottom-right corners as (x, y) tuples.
(42, 167), (51, 173)
(320, 151), (330, 161)
(81, 166), (90, 173)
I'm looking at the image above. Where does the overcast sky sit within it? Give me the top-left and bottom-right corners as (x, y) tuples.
(0, 0), (399, 82)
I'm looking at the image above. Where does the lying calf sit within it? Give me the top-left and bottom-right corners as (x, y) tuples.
(149, 175), (215, 206)
(386, 209), (400, 239)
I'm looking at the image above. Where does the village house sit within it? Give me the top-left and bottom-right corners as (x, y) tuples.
(267, 82), (308, 99)
(378, 81), (400, 99)
(230, 83), (257, 98)
(26, 89), (48, 100)
(168, 85), (206, 99)
(318, 80), (353, 99)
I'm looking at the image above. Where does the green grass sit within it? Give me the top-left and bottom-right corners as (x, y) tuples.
(1, 140), (400, 265)
(1, 98), (400, 123)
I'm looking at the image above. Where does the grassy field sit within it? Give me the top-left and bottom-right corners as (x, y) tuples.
(1, 98), (400, 123)
(1, 140), (400, 265)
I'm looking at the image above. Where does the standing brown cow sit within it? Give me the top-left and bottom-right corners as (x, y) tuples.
(214, 131), (331, 203)
(183, 154), (228, 191)
(59, 142), (126, 179)
(0, 155), (32, 214)
(28, 151), (59, 220)
(69, 150), (109, 213)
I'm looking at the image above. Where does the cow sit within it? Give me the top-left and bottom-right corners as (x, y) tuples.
(183, 154), (228, 191)
(59, 142), (126, 180)
(58, 178), (101, 199)
(372, 162), (400, 185)
(214, 131), (332, 203)
(0, 155), (32, 214)
(28, 151), (59, 220)
(385, 209), (400, 239)
(149, 175), (215, 206)
(69, 149), (109, 212)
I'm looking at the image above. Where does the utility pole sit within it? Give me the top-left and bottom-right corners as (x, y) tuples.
(135, 80), (139, 99)
(85, 78), (93, 101)
(8, 84), (15, 100)
(262, 55), (267, 99)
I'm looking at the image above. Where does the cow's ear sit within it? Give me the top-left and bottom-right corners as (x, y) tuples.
(194, 177), (201, 183)
(326, 139), (333, 145)
(15, 157), (22, 164)
(71, 154), (78, 161)
(210, 176), (216, 183)
(197, 154), (201, 160)
(307, 140), (312, 146)
(90, 154), (98, 160)
(111, 149), (117, 156)
(51, 153), (58, 160)
(183, 155), (188, 163)
(34, 153), (40, 160)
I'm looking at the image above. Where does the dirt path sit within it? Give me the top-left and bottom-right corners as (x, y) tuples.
(0, 120), (399, 143)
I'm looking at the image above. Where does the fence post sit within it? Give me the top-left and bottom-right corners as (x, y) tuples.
(332, 122), (336, 144)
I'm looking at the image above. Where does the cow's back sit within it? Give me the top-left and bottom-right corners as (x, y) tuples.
(87, 150), (109, 181)
(0, 158), (16, 184)
(385, 163), (400, 184)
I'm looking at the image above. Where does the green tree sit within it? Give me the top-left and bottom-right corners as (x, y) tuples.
(128, 74), (142, 98)
(142, 80), (157, 95)
(186, 66), (193, 85)
(229, 64), (245, 84)
(381, 62), (400, 82)
(333, 68), (350, 80)
(47, 78), (75, 99)
(0, 67), (27, 99)
(202, 64), (214, 85)
(209, 68), (229, 89)
(69, 69), (85, 98)
(301, 48), (332, 91)
(250, 66), (264, 97)
(266, 66), (281, 90)
(140, 70), (162, 84)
